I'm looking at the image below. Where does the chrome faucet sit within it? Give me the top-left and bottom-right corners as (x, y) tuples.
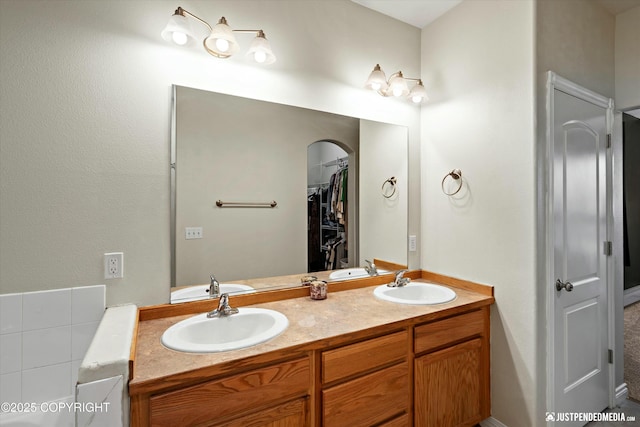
(208, 274), (220, 298)
(207, 293), (239, 318)
(387, 270), (411, 288)
(364, 259), (378, 276)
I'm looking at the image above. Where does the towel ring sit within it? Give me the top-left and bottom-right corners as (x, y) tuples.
(382, 177), (397, 198)
(441, 169), (463, 196)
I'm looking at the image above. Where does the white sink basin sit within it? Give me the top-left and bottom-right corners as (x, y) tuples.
(161, 308), (288, 353)
(329, 267), (390, 281)
(373, 282), (456, 305)
(170, 284), (255, 303)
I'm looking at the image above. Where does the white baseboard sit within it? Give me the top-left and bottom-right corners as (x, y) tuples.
(615, 382), (629, 406)
(624, 286), (640, 306)
(480, 417), (509, 427)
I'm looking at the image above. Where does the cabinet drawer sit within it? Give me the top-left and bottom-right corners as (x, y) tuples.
(379, 413), (410, 426)
(213, 397), (308, 427)
(414, 309), (484, 354)
(322, 330), (408, 384)
(149, 358), (310, 427)
(323, 362), (409, 427)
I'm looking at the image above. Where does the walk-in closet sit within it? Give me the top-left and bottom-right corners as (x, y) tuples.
(307, 141), (349, 272)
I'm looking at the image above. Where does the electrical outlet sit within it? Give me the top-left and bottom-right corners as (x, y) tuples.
(104, 252), (124, 279)
(185, 227), (203, 240)
(408, 235), (417, 252)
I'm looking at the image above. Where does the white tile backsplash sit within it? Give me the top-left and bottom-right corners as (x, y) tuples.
(72, 321), (100, 361)
(22, 326), (72, 370)
(72, 359), (82, 390)
(0, 285), (105, 405)
(0, 333), (21, 374)
(72, 285), (105, 324)
(22, 288), (72, 331)
(0, 371), (21, 403)
(22, 362), (72, 403)
(0, 293), (22, 334)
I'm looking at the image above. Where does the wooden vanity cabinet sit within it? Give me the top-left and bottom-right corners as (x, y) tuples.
(413, 308), (490, 427)
(131, 299), (492, 427)
(144, 357), (311, 427)
(321, 331), (410, 426)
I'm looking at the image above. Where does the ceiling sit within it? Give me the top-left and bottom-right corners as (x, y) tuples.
(597, 0), (640, 15)
(352, 0), (640, 29)
(351, 0), (463, 28)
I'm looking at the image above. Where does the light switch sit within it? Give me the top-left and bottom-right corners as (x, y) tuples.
(185, 227), (203, 239)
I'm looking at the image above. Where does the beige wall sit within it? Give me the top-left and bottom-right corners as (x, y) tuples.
(615, 6), (640, 110)
(420, 0), (537, 425)
(537, 0), (615, 99)
(0, 0), (421, 306)
(421, 1), (620, 424)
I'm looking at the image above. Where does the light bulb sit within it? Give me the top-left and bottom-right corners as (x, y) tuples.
(371, 82), (381, 91)
(254, 51), (267, 63)
(172, 32), (188, 46)
(412, 95), (423, 103)
(215, 38), (230, 52)
(392, 87), (404, 97)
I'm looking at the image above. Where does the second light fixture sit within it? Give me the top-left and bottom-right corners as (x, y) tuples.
(365, 64), (428, 104)
(161, 7), (276, 64)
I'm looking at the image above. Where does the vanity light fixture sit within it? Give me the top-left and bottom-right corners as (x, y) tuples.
(365, 64), (428, 104)
(161, 7), (276, 64)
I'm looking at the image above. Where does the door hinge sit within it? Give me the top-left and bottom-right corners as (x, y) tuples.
(603, 241), (612, 256)
(608, 349), (613, 364)
(606, 134), (611, 148)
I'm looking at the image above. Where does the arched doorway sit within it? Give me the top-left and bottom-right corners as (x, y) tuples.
(307, 140), (350, 272)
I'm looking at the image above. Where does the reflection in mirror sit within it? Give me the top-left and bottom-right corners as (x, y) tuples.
(307, 141), (349, 272)
(170, 85), (408, 303)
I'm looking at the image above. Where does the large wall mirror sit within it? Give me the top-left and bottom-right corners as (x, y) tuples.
(170, 85), (408, 303)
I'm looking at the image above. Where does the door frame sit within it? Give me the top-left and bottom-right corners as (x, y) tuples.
(544, 71), (616, 417)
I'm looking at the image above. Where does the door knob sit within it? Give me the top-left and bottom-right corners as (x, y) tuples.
(555, 279), (574, 292)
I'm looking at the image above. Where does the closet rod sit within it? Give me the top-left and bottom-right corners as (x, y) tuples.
(216, 200), (277, 208)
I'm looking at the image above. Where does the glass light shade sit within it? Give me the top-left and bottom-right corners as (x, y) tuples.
(161, 13), (196, 46)
(409, 81), (428, 103)
(203, 17), (239, 58)
(387, 73), (409, 97)
(365, 64), (388, 92)
(246, 33), (276, 64)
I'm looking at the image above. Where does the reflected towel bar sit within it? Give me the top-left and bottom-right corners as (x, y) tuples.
(216, 200), (278, 208)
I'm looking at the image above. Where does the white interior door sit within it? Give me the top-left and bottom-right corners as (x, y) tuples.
(550, 84), (610, 426)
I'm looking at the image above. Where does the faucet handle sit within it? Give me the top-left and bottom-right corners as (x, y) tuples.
(206, 293), (238, 318)
(395, 269), (408, 280)
(364, 259), (378, 276)
(208, 274), (220, 298)
(389, 269), (410, 287)
(218, 293), (229, 306)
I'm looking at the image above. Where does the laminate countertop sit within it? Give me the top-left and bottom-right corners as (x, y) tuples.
(130, 278), (494, 396)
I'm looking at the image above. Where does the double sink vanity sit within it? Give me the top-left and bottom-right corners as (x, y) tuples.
(129, 267), (494, 427)
(125, 85), (493, 426)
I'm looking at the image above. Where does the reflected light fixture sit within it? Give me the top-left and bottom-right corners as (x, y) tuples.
(161, 7), (276, 64)
(365, 64), (428, 104)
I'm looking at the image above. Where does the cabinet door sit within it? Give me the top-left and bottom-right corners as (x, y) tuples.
(415, 338), (482, 427)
